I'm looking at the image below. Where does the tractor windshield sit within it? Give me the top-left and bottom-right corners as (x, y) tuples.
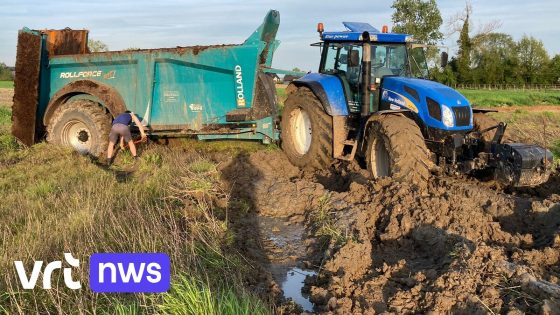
(320, 42), (431, 87)
(408, 45), (429, 79)
(371, 44), (408, 80)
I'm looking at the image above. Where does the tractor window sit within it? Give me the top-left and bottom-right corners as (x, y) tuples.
(409, 46), (429, 79)
(322, 43), (362, 88)
(371, 44), (407, 80)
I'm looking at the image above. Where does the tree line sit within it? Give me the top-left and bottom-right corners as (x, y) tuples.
(391, 0), (560, 85)
(0, 63), (14, 81)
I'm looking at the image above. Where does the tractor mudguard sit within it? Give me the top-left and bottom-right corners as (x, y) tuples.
(290, 73), (349, 116)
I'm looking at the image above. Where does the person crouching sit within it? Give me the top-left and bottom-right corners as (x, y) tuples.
(106, 110), (147, 166)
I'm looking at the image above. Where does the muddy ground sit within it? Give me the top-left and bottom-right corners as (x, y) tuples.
(207, 149), (560, 314)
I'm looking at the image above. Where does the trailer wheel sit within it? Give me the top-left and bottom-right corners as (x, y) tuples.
(366, 115), (430, 188)
(47, 99), (112, 157)
(473, 112), (509, 143)
(250, 72), (277, 120)
(281, 88), (333, 169)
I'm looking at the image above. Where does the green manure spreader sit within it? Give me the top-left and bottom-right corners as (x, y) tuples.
(12, 10), (282, 156)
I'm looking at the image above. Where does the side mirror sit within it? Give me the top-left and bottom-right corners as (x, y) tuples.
(348, 50), (360, 67)
(441, 51), (449, 68)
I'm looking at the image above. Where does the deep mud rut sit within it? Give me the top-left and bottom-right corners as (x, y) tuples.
(214, 149), (559, 314)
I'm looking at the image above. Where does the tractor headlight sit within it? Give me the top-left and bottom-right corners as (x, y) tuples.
(441, 105), (454, 127)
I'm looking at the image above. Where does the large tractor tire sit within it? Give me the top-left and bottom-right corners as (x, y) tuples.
(47, 99), (112, 157)
(281, 88), (334, 169)
(365, 114), (430, 188)
(473, 112), (509, 143)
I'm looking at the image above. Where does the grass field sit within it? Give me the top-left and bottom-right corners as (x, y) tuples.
(490, 109), (560, 161)
(0, 100), (271, 313)
(459, 89), (560, 107)
(277, 85), (560, 108)
(0, 81), (13, 89)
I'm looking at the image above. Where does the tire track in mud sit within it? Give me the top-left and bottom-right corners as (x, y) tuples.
(216, 150), (560, 314)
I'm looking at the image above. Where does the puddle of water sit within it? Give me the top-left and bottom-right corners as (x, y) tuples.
(257, 216), (316, 311)
(282, 267), (317, 312)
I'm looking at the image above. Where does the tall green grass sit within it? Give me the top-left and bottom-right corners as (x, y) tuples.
(156, 275), (268, 315)
(0, 81), (13, 89)
(276, 85), (287, 109)
(0, 105), (271, 313)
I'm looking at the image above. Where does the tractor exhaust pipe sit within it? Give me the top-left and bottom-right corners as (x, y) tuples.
(361, 36), (371, 117)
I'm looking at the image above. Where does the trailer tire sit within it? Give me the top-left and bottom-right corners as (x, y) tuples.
(251, 72), (277, 120)
(281, 88), (333, 169)
(473, 113), (509, 143)
(47, 99), (112, 157)
(366, 114), (430, 188)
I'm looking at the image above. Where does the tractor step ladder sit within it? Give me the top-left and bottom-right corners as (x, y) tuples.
(337, 139), (358, 161)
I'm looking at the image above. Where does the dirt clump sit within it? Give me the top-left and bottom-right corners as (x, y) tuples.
(204, 147), (559, 314)
(308, 175), (560, 314)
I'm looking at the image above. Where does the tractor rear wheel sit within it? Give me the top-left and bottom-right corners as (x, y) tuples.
(47, 99), (112, 157)
(366, 114), (430, 188)
(281, 88), (334, 169)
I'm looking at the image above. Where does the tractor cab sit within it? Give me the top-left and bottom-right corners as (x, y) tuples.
(316, 22), (433, 115)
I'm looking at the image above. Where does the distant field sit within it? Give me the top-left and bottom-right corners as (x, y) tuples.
(277, 85), (560, 108)
(458, 89), (560, 107)
(0, 81), (13, 89)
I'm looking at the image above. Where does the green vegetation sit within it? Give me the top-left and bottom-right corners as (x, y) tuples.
(0, 64), (13, 81)
(459, 89), (560, 107)
(176, 138), (278, 154)
(310, 193), (348, 245)
(391, 0), (443, 46)
(276, 85), (287, 109)
(490, 110), (560, 165)
(392, 1), (560, 85)
(0, 81), (13, 88)
(88, 39), (109, 52)
(551, 139), (560, 161)
(157, 275), (268, 315)
(0, 105), (271, 314)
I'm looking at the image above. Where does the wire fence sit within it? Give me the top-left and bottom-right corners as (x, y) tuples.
(453, 84), (560, 91)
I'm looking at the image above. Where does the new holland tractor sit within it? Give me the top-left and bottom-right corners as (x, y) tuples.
(280, 22), (552, 187)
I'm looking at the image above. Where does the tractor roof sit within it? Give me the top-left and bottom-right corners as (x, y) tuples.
(321, 22), (412, 43)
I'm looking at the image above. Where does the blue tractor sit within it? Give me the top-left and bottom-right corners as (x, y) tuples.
(280, 22), (552, 187)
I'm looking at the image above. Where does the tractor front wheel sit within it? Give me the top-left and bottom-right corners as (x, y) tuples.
(281, 88), (334, 169)
(366, 114), (431, 188)
(47, 99), (112, 157)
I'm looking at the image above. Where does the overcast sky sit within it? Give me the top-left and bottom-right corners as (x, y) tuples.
(1, 0), (558, 71)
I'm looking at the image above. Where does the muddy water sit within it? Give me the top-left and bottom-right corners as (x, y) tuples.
(282, 268), (316, 312)
(258, 216), (316, 311)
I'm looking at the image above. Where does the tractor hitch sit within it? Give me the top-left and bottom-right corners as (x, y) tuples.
(493, 143), (553, 187)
